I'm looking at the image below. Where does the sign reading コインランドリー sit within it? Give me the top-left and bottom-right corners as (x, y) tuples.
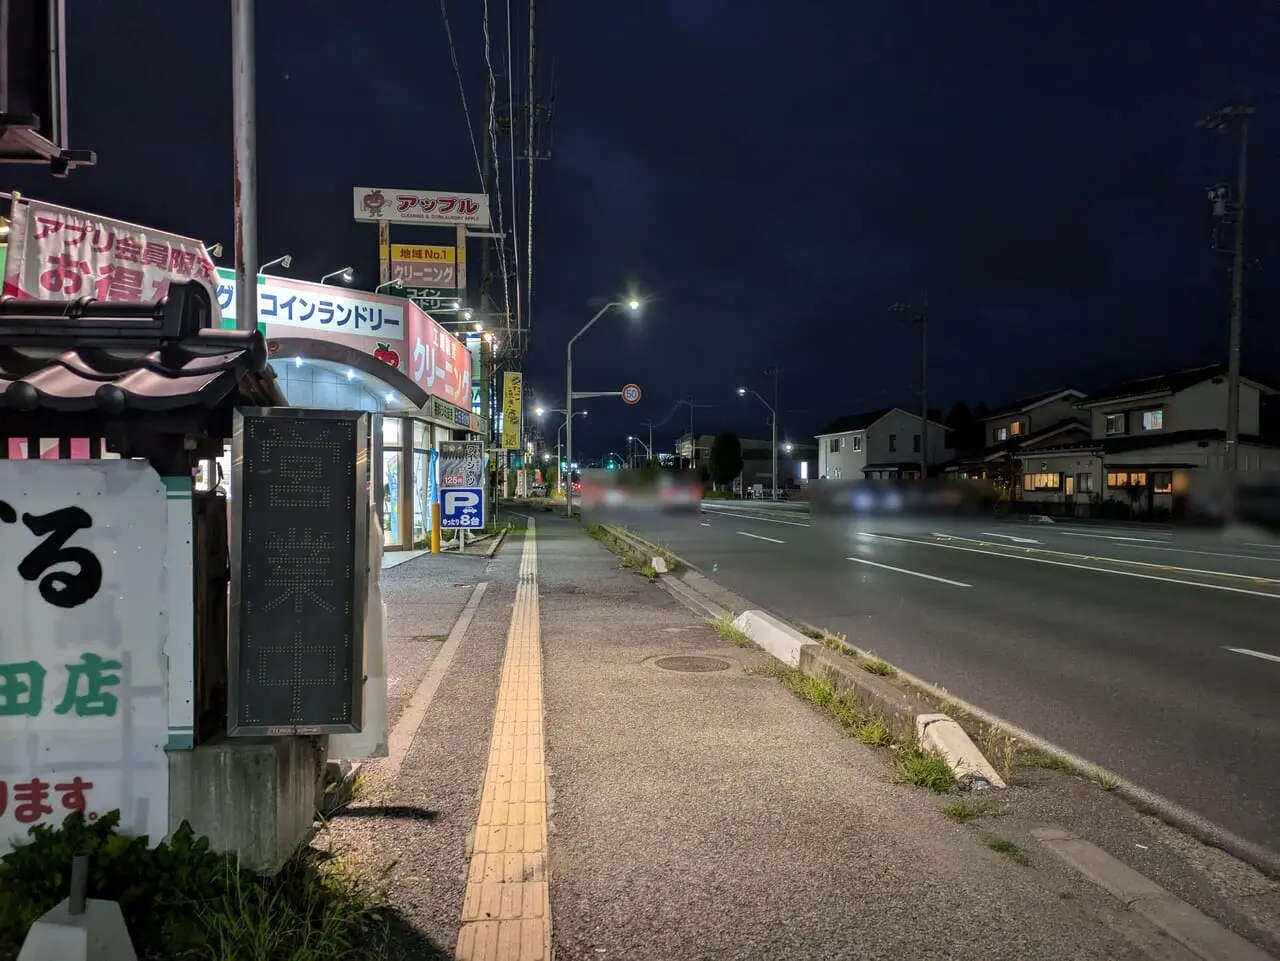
(0, 461), (170, 850)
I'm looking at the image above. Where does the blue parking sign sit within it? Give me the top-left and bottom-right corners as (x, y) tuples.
(441, 487), (485, 529)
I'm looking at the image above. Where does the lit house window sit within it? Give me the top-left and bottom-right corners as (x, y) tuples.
(1152, 471), (1172, 494)
(1009, 421), (1023, 436)
(993, 426), (1009, 442)
(851, 435), (862, 452)
(1141, 409), (1163, 431)
(1024, 472), (1061, 491)
(1105, 413), (1127, 435)
(1106, 471), (1147, 488)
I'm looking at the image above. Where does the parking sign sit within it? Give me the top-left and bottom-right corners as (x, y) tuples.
(441, 487), (484, 529)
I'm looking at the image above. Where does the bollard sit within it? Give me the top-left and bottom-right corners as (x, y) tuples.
(68, 852), (89, 916)
(430, 502), (441, 553)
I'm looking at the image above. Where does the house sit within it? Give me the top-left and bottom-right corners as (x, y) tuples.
(944, 388), (1090, 485)
(673, 432), (816, 489)
(1067, 363), (1280, 513)
(815, 408), (952, 480)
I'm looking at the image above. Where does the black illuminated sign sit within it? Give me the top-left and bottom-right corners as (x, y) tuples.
(228, 409), (369, 736)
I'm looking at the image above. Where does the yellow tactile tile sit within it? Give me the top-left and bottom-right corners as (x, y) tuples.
(457, 521), (552, 961)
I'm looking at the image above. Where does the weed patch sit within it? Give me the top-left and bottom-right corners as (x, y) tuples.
(711, 617), (755, 648)
(853, 716), (892, 746)
(895, 744), (956, 793)
(987, 838), (1031, 865)
(862, 657), (896, 678)
(1095, 773), (1119, 792)
(944, 800), (990, 823)
(0, 811), (389, 961)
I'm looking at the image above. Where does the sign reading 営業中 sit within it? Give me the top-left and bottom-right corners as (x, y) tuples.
(215, 268), (403, 340)
(0, 461), (170, 850)
(2, 198), (219, 308)
(502, 372), (523, 451)
(354, 188), (491, 228)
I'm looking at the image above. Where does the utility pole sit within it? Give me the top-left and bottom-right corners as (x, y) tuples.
(890, 299), (929, 479)
(230, 0), (258, 333)
(1199, 105), (1253, 525)
(766, 366), (779, 498)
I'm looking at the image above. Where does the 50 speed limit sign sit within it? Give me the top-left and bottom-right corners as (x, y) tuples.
(621, 383), (642, 405)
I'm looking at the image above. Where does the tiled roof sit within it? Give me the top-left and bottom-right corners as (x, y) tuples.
(985, 387), (1083, 419)
(1081, 363), (1280, 406)
(0, 328), (280, 414)
(816, 408), (894, 436)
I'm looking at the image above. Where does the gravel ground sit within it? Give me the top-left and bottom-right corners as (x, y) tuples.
(327, 539), (523, 959)
(533, 517), (1176, 961)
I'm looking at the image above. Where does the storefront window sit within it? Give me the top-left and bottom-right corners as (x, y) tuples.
(413, 450), (429, 542)
(383, 450), (402, 545)
(383, 416), (402, 446)
(413, 421), (427, 450)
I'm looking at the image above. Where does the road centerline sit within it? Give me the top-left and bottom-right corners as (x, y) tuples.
(1223, 646), (1280, 664)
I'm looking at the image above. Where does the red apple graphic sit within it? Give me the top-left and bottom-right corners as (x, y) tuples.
(266, 340), (280, 355)
(373, 342), (400, 368)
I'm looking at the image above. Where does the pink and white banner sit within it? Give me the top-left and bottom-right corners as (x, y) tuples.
(3, 198), (220, 309)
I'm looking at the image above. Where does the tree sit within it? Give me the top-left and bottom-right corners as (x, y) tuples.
(707, 432), (744, 489)
(946, 401), (978, 448)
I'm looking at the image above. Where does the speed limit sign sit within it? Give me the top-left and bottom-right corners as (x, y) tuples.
(621, 383), (642, 405)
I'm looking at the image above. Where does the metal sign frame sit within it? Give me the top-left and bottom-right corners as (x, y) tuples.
(228, 407), (370, 737)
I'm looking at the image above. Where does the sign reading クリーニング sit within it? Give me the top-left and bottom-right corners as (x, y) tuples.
(0, 461), (169, 850)
(353, 188), (490, 228)
(2, 198), (219, 308)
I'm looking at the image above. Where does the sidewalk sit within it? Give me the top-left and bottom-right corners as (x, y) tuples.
(331, 515), (1262, 961)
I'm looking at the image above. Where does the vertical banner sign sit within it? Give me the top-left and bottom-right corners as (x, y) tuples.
(229, 409), (369, 737)
(502, 372), (523, 451)
(438, 441), (486, 529)
(0, 461), (170, 850)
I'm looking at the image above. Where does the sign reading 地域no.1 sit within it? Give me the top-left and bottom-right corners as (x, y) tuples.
(0, 461), (170, 851)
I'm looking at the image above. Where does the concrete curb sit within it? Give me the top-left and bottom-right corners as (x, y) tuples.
(730, 610), (805, 667)
(622, 528), (1280, 879)
(1032, 827), (1278, 961)
(482, 527), (509, 558)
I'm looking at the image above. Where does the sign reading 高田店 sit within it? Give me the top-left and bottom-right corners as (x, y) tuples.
(0, 461), (170, 850)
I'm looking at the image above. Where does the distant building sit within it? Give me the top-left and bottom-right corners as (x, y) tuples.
(814, 408), (952, 480)
(673, 432), (816, 489)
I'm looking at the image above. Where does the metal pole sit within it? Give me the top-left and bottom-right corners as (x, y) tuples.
(920, 305), (929, 479)
(772, 368), (779, 499)
(565, 343), (574, 518)
(231, 0), (258, 333)
(1224, 117), (1249, 523)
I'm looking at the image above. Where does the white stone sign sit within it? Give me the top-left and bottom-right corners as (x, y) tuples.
(0, 461), (169, 849)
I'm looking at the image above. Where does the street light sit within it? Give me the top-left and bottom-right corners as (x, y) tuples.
(321, 266), (355, 285)
(565, 297), (643, 516)
(205, 242), (224, 259)
(259, 254), (291, 274)
(537, 407), (587, 496)
(374, 280), (402, 294)
(737, 386), (778, 499)
(627, 434), (652, 467)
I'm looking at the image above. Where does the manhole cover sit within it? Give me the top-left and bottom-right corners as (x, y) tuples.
(654, 656), (731, 673)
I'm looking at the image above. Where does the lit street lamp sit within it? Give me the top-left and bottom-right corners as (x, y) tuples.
(627, 434), (652, 467)
(321, 266), (355, 285)
(565, 297), (642, 517)
(536, 407), (587, 495)
(737, 386), (778, 499)
(205, 242), (224, 259)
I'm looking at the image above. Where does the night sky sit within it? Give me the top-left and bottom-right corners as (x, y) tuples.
(10, 1), (1279, 457)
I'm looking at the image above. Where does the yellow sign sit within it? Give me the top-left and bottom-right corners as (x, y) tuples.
(378, 244), (465, 264)
(501, 372), (523, 450)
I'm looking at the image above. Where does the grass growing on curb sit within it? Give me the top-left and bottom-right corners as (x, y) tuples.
(894, 745), (956, 793)
(861, 656), (896, 678)
(988, 838), (1031, 866)
(712, 617), (756, 648)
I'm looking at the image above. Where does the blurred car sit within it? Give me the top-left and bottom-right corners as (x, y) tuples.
(657, 474), (700, 514)
(528, 483), (548, 498)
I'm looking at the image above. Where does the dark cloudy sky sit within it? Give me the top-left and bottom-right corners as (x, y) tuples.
(11, 1), (1279, 456)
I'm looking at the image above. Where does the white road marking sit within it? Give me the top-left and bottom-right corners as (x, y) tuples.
(1054, 531), (1170, 544)
(977, 531), (1041, 544)
(699, 522), (711, 527)
(863, 533), (1280, 599)
(1055, 531), (1280, 563)
(738, 530), (784, 544)
(846, 556), (971, 587)
(1223, 646), (1280, 664)
(700, 507), (810, 527)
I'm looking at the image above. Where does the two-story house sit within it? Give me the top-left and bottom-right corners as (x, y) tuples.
(815, 408), (952, 480)
(944, 389), (1091, 496)
(1074, 363), (1280, 511)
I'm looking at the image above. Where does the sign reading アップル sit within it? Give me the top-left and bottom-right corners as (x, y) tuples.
(2, 198), (219, 308)
(353, 188), (490, 228)
(0, 461), (169, 849)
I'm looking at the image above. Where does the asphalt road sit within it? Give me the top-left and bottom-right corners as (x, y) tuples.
(623, 501), (1280, 859)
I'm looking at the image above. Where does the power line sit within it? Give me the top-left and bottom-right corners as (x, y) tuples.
(503, 0), (524, 343)
(480, 0), (514, 333)
(438, 0), (484, 192)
